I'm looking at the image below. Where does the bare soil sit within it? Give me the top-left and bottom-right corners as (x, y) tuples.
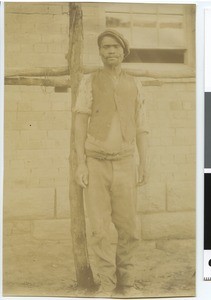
(3, 234), (195, 298)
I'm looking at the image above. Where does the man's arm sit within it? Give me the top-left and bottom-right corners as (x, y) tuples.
(75, 113), (89, 188)
(136, 132), (149, 186)
(74, 74), (93, 188)
(134, 77), (149, 186)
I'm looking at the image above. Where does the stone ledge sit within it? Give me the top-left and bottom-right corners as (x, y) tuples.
(141, 211), (195, 240)
(32, 219), (71, 240)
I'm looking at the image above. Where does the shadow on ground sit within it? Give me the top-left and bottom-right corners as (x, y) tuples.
(3, 234), (195, 298)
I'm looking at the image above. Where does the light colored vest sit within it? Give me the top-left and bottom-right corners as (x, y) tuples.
(88, 69), (138, 142)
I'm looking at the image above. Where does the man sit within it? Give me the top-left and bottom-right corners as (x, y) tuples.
(74, 29), (149, 297)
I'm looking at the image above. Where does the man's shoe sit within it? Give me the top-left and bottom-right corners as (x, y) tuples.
(95, 286), (114, 298)
(113, 286), (141, 298)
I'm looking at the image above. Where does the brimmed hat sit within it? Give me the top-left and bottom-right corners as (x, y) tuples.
(97, 29), (130, 58)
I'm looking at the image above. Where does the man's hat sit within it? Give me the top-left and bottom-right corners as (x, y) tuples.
(97, 29), (130, 58)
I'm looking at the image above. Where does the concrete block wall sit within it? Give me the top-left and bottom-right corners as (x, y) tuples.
(5, 2), (69, 69)
(4, 3), (195, 244)
(4, 2), (72, 241)
(4, 84), (72, 240)
(137, 80), (195, 241)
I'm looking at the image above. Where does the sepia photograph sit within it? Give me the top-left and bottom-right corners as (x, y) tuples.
(3, 2), (196, 298)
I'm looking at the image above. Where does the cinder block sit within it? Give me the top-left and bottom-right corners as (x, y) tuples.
(173, 128), (195, 146)
(169, 100), (182, 110)
(157, 99), (169, 111)
(10, 159), (25, 169)
(58, 167), (69, 178)
(5, 43), (21, 53)
(177, 90), (195, 101)
(150, 128), (161, 138)
(141, 211), (195, 240)
(4, 111), (17, 122)
(4, 176), (39, 189)
(160, 152), (174, 164)
(20, 130), (48, 140)
(7, 52), (66, 69)
(47, 43), (63, 54)
(186, 153), (195, 163)
(4, 167), (31, 182)
(62, 5), (69, 14)
(19, 87), (44, 98)
(160, 136), (173, 146)
(137, 183), (166, 213)
(18, 99), (32, 111)
(186, 84), (196, 92)
(31, 167), (59, 178)
(187, 110), (195, 122)
(47, 130), (70, 140)
(4, 147), (17, 160)
(54, 177), (69, 187)
(148, 137), (161, 146)
(16, 149), (69, 160)
(167, 145), (192, 155)
(172, 111), (187, 119)
(42, 139), (57, 149)
(52, 157), (69, 168)
(4, 118), (18, 131)
(51, 99), (71, 110)
(4, 187), (55, 220)
(3, 222), (13, 236)
(174, 153), (187, 164)
(172, 164), (195, 181)
(50, 92), (71, 102)
(4, 134), (20, 150)
(4, 95), (21, 113)
(5, 21), (21, 33)
(148, 166), (166, 182)
(170, 118), (194, 128)
(31, 100), (52, 112)
(34, 43), (48, 53)
(39, 177), (55, 188)
(167, 182), (195, 211)
(18, 139), (44, 150)
(24, 157), (52, 169)
(5, 3), (23, 13)
(19, 13), (37, 25)
(148, 111), (169, 126)
(12, 220), (31, 234)
(6, 110), (45, 130)
(5, 86), (20, 94)
(42, 138), (69, 150)
(183, 101), (195, 110)
(32, 219), (71, 240)
(41, 33), (66, 43)
(56, 187), (70, 218)
(48, 5), (63, 15)
(17, 111), (45, 122)
(37, 118), (71, 130)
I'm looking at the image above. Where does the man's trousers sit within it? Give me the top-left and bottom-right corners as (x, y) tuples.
(84, 156), (140, 291)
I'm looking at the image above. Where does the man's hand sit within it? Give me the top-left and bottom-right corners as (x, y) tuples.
(137, 164), (148, 186)
(75, 163), (89, 188)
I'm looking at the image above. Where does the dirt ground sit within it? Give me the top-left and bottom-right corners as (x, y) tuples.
(3, 234), (195, 298)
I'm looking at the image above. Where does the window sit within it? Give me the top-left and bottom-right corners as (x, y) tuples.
(105, 4), (193, 64)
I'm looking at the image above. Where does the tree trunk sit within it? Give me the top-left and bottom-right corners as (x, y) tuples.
(67, 3), (95, 290)
(5, 76), (70, 87)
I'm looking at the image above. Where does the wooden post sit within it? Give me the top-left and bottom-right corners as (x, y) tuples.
(67, 3), (95, 290)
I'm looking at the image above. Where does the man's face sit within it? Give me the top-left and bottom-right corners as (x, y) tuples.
(99, 36), (124, 67)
